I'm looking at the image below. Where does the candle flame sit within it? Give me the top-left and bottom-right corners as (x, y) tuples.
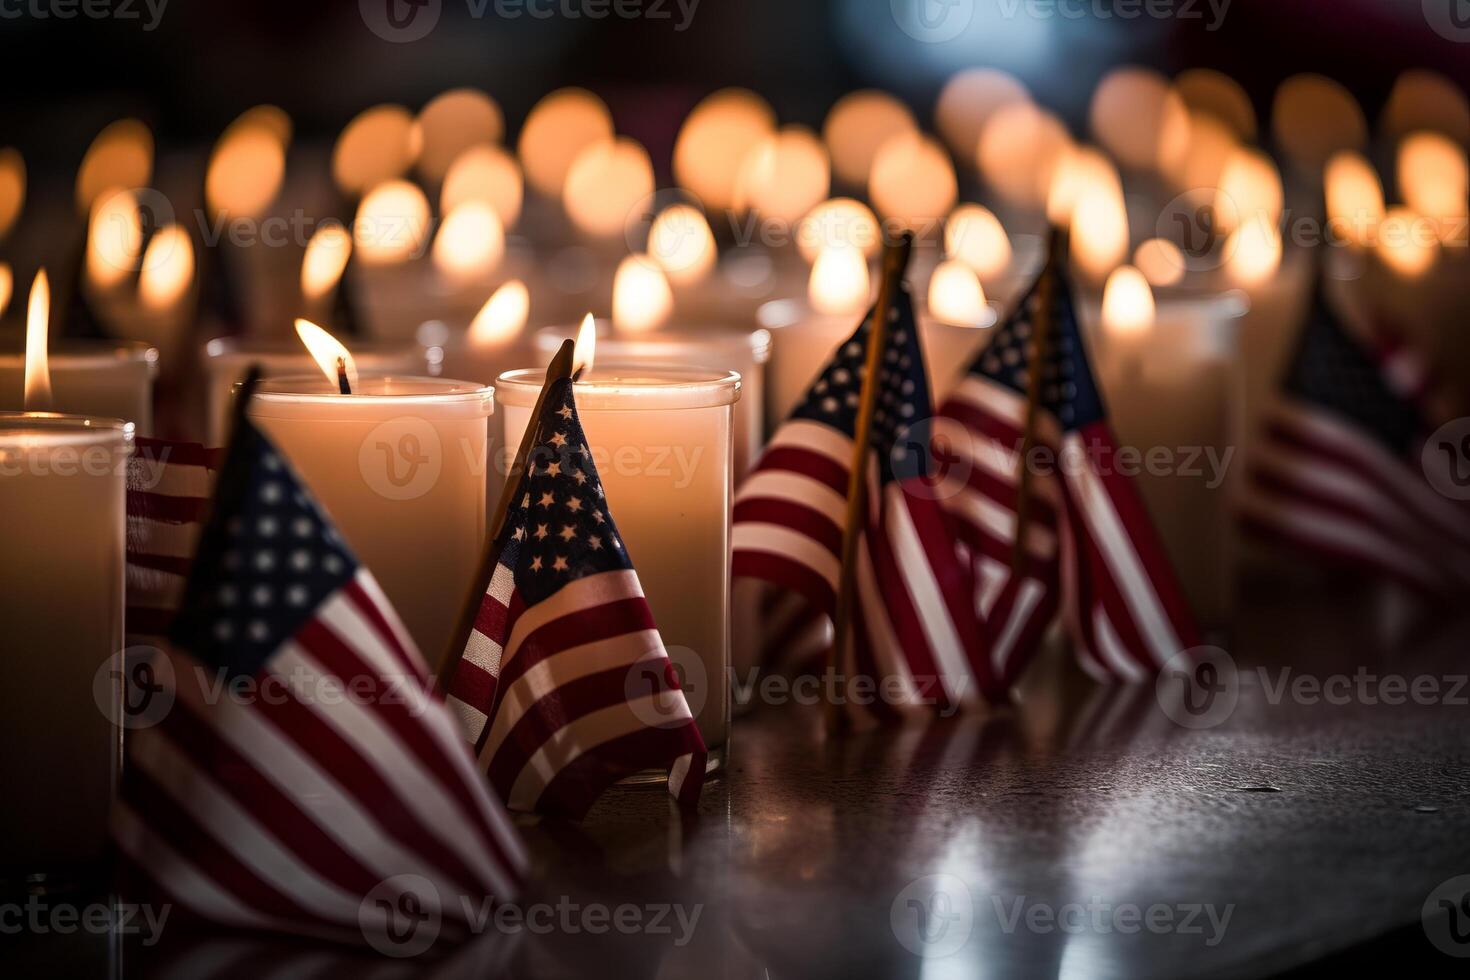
(648, 204), (716, 285)
(797, 198), (881, 263)
(612, 254), (674, 334)
(734, 126), (831, 224)
(24, 269), (51, 411)
(563, 137), (656, 238)
(0, 148), (24, 242)
(674, 88), (776, 212)
(138, 223), (195, 310)
(433, 201), (505, 282)
(978, 102), (1072, 209)
(1101, 265), (1156, 337)
(519, 88), (615, 199)
(1133, 238), (1186, 287)
(1398, 132), (1468, 243)
(87, 189), (143, 289)
(927, 259), (987, 327)
(469, 279), (530, 349)
(0, 262), (12, 319)
(945, 204), (1011, 281)
(302, 224), (353, 300)
(441, 144), (523, 228)
(1375, 207), (1438, 280)
(1224, 212), (1283, 287)
(1324, 151), (1384, 248)
(295, 318), (359, 392)
(332, 104), (420, 196)
(808, 245), (870, 315)
(1215, 147), (1283, 235)
(1046, 145), (1121, 226)
(354, 180), (431, 265)
(572, 313), (597, 377)
(75, 118), (152, 213)
(1070, 186), (1130, 284)
(206, 123), (286, 219)
(868, 132), (956, 232)
(414, 88), (504, 183)
(823, 90), (917, 188)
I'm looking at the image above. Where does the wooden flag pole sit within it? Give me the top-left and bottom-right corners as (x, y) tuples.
(1010, 228), (1068, 579)
(436, 339), (576, 691)
(827, 232), (914, 731)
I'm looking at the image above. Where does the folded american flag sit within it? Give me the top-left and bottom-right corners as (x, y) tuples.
(126, 437), (222, 648)
(933, 259), (1199, 685)
(733, 285), (998, 722)
(1239, 288), (1470, 598)
(445, 377), (707, 816)
(114, 405), (526, 949)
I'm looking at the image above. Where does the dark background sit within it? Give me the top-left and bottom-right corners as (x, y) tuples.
(0, 0), (1464, 172)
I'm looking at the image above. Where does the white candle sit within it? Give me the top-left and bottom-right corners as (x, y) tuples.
(531, 319), (771, 479)
(496, 364), (739, 767)
(202, 336), (427, 446)
(0, 411), (132, 865)
(247, 375), (494, 668)
(0, 341), (158, 434)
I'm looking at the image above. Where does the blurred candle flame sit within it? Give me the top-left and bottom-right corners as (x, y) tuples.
(797, 198), (880, 263)
(1133, 238), (1186, 287)
(0, 262), (12, 320)
(295, 318), (359, 392)
(332, 104), (420, 196)
(433, 201), (505, 283)
(822, 90), (917, 188)
(734, 127), (830, 224)
(441, 144), (523, 228)
(573, 312), (597, 377)
(87, 189), (142, 289)
(945, 204), (1011, 281)
(24, 269), (51, 411)
(468, 279), (529, 349)
(75, 118), (152, 213)
(563, 137), (655, 238)
(353, 180), (431, 265)
(138, 224), (195, 310)
(1224, 212), (1283, 287)
(648, 204), (716, 285)
(808, 245), (869, 315)
(519, 88), (614, 199)
(0, 148), (24, 242)
(927, 259), (987, 326)
(1398, 132), (1468, 244)
(868, 132), (956, 232)
(1101, 265), (1156, 337)
(1215, 148), (1283, 235)
(612, 254), (674, 334)
(1375, 207), (1438, 280)
(301, 224), (353, 300)
(1046, 145), (1122, 227)
(414, 88), (503, 183)
(206, 122), (286, 219)
(1070, 186), (1130, 284)
(1324, 150), (1384, 248)
(674, 88), (776, 212)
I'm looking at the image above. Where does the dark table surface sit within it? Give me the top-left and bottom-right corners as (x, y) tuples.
(16, 578), (1470, 978)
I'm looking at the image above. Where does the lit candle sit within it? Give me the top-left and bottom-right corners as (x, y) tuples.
(0, 274), (133, 866)
(245, 321), (494, 668)
(202, 335), (427, 446)
(532, 312), (771, 479)
(0, 271), (159, 432)
(497, 323), (740, 766)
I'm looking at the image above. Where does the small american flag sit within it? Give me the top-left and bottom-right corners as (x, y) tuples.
(445, 377), (707, 816)
(1240, 289), (1470, 597)
(934, 260), (1199, 685)
(733, 285), (999, 722)
(126, 437), (221, 648)
(114, 409), (526, 947)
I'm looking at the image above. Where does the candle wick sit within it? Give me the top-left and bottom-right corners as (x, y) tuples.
(336, 357), (352, 395)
